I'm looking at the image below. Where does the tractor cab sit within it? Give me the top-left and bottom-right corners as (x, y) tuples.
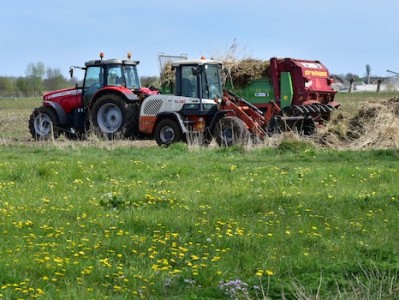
(171, 58), (223, 101)
(75, 53), (141, 107)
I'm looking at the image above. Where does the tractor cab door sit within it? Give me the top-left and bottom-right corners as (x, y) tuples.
(175, 64), (223, 100)
(82, 66), (105, 107)
(179, 66), (198, 98)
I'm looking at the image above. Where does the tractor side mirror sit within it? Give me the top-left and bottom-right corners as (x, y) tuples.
(69, 67), (74, 79)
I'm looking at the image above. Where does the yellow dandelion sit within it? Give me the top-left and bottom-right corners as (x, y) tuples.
(266, 269), (274, 276)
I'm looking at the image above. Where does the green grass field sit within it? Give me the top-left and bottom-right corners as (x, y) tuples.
(0, 92), (398, 299)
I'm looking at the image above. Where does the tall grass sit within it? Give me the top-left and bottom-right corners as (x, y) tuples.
(0, 144), (398, 299)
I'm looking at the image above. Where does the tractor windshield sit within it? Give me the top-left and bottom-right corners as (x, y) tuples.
(123, 65), (141, 90)
(202, 64), (222, 99)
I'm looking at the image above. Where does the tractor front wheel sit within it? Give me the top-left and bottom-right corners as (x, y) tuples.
(214, 116), (249, 147)
(29, 107), (59, 140)
(154, 119), (182, 146)
(91, 94), (135, 139)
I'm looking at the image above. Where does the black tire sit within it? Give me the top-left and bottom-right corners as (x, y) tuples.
(28, 107), (60, 140)
(154, 119), (182, 146)
(214, 116), (249, 147)
(124, 103), (140, 139)
(90, 94), (136, 139)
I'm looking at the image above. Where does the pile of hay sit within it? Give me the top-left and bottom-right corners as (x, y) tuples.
(159, 63), (175, 89)
(159, 58), (271, 89)
(314, 98), (399, 149)
(224, 59), (270, 87)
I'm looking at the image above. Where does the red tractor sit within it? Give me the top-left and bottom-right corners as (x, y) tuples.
(29, 53), (158, 140)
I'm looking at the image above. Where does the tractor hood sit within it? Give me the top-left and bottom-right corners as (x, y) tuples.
(42, 87), (83, 114)
(43, 87), (82, 101)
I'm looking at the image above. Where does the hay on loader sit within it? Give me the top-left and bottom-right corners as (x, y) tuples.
(314, 97), (399, 149)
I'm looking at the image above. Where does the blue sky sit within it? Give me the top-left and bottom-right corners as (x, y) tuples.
(1, 0), (399, 79)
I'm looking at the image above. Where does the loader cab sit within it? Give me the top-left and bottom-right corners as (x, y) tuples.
(172, 59), (223, 100)
(81, 56), (141, 107)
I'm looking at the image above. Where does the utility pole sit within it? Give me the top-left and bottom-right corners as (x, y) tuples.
(366, 64), (371, 84)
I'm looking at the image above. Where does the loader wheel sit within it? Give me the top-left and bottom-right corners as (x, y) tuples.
(29, 107), (59, 140)
(214, 116), (249, 147)
(154, 119), (182, 146)
(91, 94), (136, 139)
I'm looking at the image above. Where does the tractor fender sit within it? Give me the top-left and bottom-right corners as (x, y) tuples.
(208, 110), (231, 134)
(43, 101), (68, 124)
(89, 88), (139, 109)
(155, 112), (188, 134)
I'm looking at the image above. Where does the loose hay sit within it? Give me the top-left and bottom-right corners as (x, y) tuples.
(224, 59), (270, 87)
(159, 58), (271, 89)
(314, 97), (399, 149)
(160, 62), (175, 89)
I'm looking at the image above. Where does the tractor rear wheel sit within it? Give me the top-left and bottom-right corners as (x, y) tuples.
(154, 119), (182, 146)
(91, 94), (136, 139)
(214, 116), (249, 147)
(29, 107), (60, 140)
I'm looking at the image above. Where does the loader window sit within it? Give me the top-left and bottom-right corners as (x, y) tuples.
(181, 66), (198, 98)
(202, 64), (222, 99)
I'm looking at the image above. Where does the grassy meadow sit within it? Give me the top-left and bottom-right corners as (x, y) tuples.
(0, 92), (398, 299)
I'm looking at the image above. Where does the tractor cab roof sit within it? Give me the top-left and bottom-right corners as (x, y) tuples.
(84, 58), (140, 67)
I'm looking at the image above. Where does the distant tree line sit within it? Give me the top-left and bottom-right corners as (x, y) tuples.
(0, 62), (78, 98)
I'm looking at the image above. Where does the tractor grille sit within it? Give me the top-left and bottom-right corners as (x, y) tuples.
(143, 99), (164, 115)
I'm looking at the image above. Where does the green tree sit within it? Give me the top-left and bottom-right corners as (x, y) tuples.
(344, 73), (360, 82)
(43, 67), (70, 91)
(25, 62), (45, 78)
(15, 77), (30, 96)
(25, 62), (45, 96)
(0, 77), (17, 95)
